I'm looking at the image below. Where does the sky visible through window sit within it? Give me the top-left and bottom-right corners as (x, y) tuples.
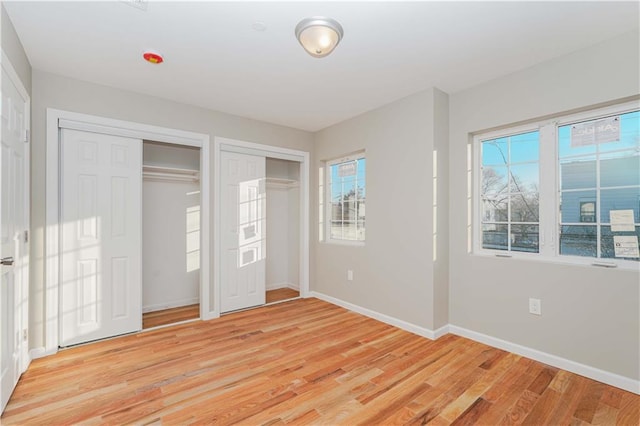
(330, 157), (366, 202)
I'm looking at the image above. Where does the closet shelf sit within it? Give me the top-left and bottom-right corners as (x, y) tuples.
(143, 165), (200, 183)
(265, 177), (299, 189)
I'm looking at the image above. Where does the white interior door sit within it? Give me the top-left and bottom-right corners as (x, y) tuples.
(220, 151), (266, 313)
(0, 62), (29, 412)
(60, 129), (142, 346)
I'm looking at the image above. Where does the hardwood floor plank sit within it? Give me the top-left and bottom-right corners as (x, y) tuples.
(617, 392), (640, 425)
(142, 304), (199, 329)
(266, 287), (300, 303)
(1, 298), (638, 425)
(574, 381), (607, 423)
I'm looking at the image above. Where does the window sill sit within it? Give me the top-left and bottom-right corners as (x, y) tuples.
(472, 250), (640, 271)
(321, 239), (366, 247)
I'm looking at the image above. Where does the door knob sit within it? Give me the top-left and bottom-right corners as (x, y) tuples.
(1, 257), (14, 266)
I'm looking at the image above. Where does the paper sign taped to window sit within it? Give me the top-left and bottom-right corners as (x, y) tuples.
(610, 209), (636, 232)
(613, 235), (640, 258)
(570, 116), (620, 147)
(338, 161), (357, 177)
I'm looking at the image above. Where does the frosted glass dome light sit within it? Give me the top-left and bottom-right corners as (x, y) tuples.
(295, 17), (344, 58)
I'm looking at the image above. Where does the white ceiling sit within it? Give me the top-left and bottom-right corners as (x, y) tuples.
(5, 1), (639, 132)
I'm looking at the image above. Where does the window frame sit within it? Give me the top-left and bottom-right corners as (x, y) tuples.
(323, 151), (366, 246)
(473, 100), (640, 269)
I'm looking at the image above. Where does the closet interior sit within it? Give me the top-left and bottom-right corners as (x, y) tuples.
(142, 141), (201, 328)
(265, 157), (300, 304)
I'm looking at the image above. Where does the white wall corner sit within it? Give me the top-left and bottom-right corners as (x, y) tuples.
(449, 325), (640, 395)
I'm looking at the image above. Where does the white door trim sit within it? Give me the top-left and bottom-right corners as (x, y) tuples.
(213, 137), (310, 317)
(1, 50), (31, 376)
(45, 109), (211, 354)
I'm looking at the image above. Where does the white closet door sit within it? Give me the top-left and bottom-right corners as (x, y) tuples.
(60, 129), (142, 346)
(220, 151), (266, 313)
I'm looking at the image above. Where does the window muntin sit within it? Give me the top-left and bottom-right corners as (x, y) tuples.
(480, 131), (540, 253)
(326, 154), (365, 243)
(476, 104), (640, 265)
(558, 110), (640, 260)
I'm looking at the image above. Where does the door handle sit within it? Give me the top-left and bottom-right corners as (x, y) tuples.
(1, 257), (14, 266)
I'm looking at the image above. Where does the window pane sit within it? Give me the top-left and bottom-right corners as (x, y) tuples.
(483, 197), (508, 222)
(482, 138), (508, 166)
(600, 187), (640, 223)
(560, 156), (596, 190)
(600, 226), (640, 260)
(331, 202), (343, 221)
(510, 193), (539, 222)
(482, 224), (508, 251)
(510, 163), (539, 192)
(357, 220), (366, 241)
(559, 225), (597, 257)
(328, 155), (365, 242)
(558, 125), (596, 158)
(599, 110), (640, 153)
(482, 166), (508, 196)
(600, 151), (640, 187)
(511, 224), (539, 253)
(510, 131), (539, 163)
(560, 190), (597, 224)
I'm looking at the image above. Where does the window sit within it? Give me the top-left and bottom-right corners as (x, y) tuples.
(579, 201), (596, 223)
(558, 110), (640, 259)
(475, 103), (640, 265)
(325, 153), (366, 243)
(480, 131), (540, 253)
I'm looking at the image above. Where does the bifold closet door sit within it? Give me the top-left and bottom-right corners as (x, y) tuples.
(220, 151), (266, 313)
(60, 129), (142, 346)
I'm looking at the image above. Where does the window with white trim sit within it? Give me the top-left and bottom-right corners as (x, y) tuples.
(480, 131), (540, 253)
(475, 103), (640, 265)
(325, 153), (366, 243)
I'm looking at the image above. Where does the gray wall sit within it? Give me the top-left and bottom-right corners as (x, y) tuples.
(313, 88), (450, 331)
(29, 70), (314, 349)
(449, 30), (640, 380)
(1, 3), (31, 94)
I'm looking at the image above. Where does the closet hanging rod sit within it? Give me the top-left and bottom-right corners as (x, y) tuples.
(143, 165), (200, 183)
(265, 177), (298, 189)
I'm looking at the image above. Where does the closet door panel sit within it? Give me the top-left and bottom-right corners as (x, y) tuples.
(60, 129), (142, 346)
(220, 151), (266, 313)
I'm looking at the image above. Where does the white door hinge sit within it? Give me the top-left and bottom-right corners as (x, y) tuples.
(24, 230), (29, 243)
(24, 129), (29, 143)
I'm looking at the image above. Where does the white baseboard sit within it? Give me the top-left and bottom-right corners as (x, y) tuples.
(310, 291), (441, 340)
(29, 346), (57, 360)
(308, 292), (639, 395)
(449, 325), (640, 395)
(143, 298), (199, 313)
(266, 282), (300, 291)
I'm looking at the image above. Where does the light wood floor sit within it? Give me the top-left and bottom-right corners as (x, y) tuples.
(142, 304), (200, 329)
(267, 287), (300, 304)
(142, 289), (299, 330)
(2, 298), (638, 425)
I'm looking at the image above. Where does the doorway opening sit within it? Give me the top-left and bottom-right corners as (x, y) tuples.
(265, 157), (301, 305)
(141, 141), (201, 329)
(214, 137), (310, 316)
(44, 109), (211, 354)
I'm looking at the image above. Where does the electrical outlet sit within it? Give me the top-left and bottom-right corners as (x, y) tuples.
(529, 298), (542, 316)
(347, 270), (353, 281)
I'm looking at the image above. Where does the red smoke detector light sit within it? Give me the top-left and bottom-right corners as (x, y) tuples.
(143, 51), (163, 64)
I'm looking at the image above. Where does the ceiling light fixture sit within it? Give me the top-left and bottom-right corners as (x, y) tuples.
(295, 16), (343, 58)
